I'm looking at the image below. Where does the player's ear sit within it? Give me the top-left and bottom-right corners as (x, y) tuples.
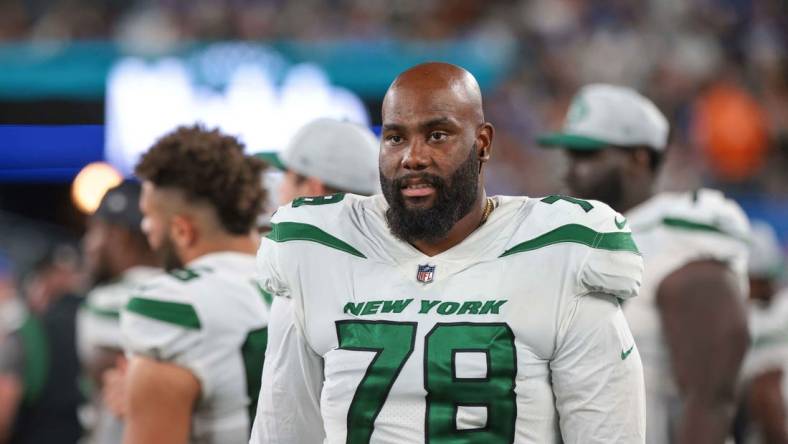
(170, 214), (195, 249)
(476, 123), (494, 163)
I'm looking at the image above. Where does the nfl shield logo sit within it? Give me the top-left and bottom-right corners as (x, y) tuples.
(416, 264), (435, 284)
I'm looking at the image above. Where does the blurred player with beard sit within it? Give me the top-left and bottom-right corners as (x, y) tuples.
(251, 63), (646, 443)
(77, 180), (159, 444)
(118, 126), (269, 444)
(539, 84), (751, 444)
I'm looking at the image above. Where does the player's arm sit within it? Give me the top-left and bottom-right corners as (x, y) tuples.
(250, 296), (325, 444)
(122, 356), (200, 444)
(0, 374), (21, 444)
(0, 335), (24, 443)
(746, 369), (788, 444)
(551, 292), (646, 444)
(657, 260), (749, 444)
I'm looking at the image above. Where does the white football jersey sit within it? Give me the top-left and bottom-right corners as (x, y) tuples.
(740, 290), (788, 444)
(78, 266), (161, 364)
(77, 265), (160, 444)
(623, 189), (750, 444)
(121, 252), (269, 444)
(251, 193), (646, 444)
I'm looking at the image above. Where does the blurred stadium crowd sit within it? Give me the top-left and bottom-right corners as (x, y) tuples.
(0, 0), (787, 443)
(1, 0), (787, 195)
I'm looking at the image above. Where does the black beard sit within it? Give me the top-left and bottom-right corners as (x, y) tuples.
(381, 146), (480, 244)
(571, 167), (624, 210)
(157, 235), (184, 272)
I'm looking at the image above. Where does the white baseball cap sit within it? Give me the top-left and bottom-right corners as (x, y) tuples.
(255, 118), (380, 195)
(538, 83), (669, 151)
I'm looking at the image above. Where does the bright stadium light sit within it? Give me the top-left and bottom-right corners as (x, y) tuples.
(71, 162), (123, 214)
(104, 45), (370, 175)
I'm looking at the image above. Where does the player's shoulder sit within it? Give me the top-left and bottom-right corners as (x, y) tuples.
(270, 192), (367, 226)
(502, 195), (642, 299)
(135, 266), (209, 302)
(266, 193), (379, 258)
(509, 194), (633, 248)
(123, 264), (218, 328)
(633, 189), (750, 240)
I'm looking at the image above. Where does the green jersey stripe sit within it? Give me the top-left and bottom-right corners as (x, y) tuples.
(500, 223), (640, 257)
(83, 303), (120, 319)
(662, 217), (742, 240)
(126, 297), (201, 329)
(267, 222), (366, 258)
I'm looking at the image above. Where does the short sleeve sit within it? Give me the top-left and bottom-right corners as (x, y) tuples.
(580, 245), (644, 300)
(257, 235), (290, 300)
(578, 204), (644, 300)
(120, 294), (208, 396)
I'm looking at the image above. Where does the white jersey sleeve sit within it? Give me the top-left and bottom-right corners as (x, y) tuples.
(742, 291), (788, 381)
(250, 294), (325, 444)
(526, 197), (645, 442)
(576, 201), (643, 300)
(121, 279), (208, 393)
(551, 292), (645, 443)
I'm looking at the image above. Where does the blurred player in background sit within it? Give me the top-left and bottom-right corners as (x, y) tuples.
(1, 246), (85, 444)
(76, 180), (159, 444)
(252, 63), (646, 443)
(738, 221), (787, 444)
(118, 126), (269, 444)
(255, 117), (380, 205)
(540, 84), (751, 444)
(0, 253), (29, 443)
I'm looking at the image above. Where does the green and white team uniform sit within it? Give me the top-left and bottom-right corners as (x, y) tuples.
(121, 252), (268, 444)
(740, 289), (788, 444)
(251, 193), (646, 444)
(622, 189), (750, 444)
(77, 266), (160, 443)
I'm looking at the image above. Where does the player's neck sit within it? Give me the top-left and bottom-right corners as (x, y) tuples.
(114, 249), (159, 276)
(181, 231), (261, 264)
(410, 193), (488, 257)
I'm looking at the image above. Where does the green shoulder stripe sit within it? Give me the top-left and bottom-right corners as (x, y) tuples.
(267, 222), (366, 258)
(126, 297), (201, 329)
(253, 281), (273, 306)
(662, 217), (742, 240)
(500, 223), (640, 257)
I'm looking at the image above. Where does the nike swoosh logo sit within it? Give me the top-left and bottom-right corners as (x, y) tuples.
(621, 344), (635, 360)
(615, 216), (627, 229)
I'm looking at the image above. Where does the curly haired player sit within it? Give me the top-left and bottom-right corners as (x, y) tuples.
(119, 125), (269, 444)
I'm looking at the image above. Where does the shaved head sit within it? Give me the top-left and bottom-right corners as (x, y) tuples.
(383, 62), (485, 124)
(379, 62), (494, 246)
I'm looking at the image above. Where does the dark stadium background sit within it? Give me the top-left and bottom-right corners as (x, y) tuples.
(0, 0), (786, 271)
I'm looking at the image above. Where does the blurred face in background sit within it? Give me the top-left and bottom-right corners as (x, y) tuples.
(565, 148), (629, 208)
(278, 170), (314, 205)
(139, 182), (184, 271)
(82, 218), (115, 285)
